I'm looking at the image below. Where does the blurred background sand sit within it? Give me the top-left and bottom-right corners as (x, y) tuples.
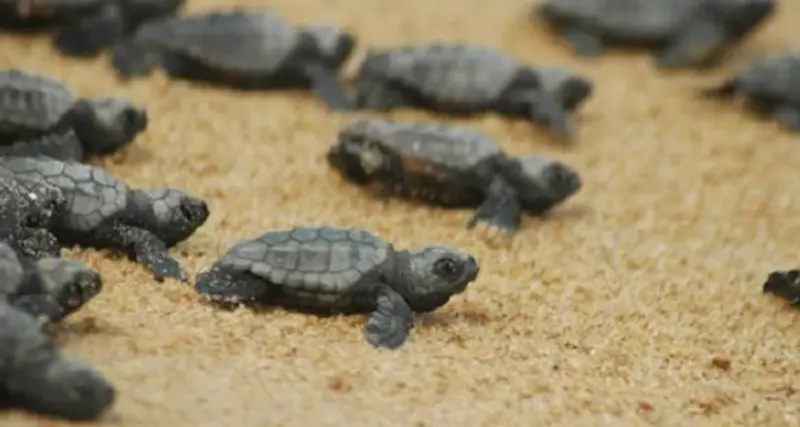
(1, 0), (800, 426)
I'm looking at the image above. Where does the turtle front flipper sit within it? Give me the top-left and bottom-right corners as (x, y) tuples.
(9, 294), (65, 325)
(771, 105), (800, 131)
(560, 26), (606, 57)
(653, 17), (729, 69)
(110, 38), (163, 78)
(88, 223), (186, 282)
(52, 2), (126, 58)
(364, 286), (414, 350)
(514, 90), (574, 141)
(467, 177), (522, 235)
(0, 130), (85, 162)
(300, 62), (356, 111)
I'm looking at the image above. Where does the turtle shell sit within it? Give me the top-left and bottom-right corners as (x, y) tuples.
(218, 227), (392, 293)
(0, 156), (128, 232)
(728, 53), (800, 103)
(340, 119), (504, 176)
(0, 0), (100, 21)
(362, 44), (523, 105)
(536, 0), (698, 40)
(134, 9), (303, 75)
(0, 69), (76, 135)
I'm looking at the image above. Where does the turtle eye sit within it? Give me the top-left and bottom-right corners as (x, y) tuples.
(433, 257), (461, 279)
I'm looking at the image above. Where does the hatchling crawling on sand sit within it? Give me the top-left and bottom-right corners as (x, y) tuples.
(0, 300), (115, 420)
(533, 0), (775, 69)
(701, 52), (800, 131)
(0, 156), (210, 281)
(195, 226), (480, 349)
(0, 69), (148, 162)
(351, 43), (594, 140)
(0, 242), (102, 325)
(327, 119), (582, 234)
(0, 175), (65, 260)
(110, 8), (356, 110)
(0, 0), (185, 58)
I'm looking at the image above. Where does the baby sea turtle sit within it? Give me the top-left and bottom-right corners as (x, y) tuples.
(351, 43), (593, 140)
(0, 175), (65, 260)
(195, 226), (480, 349)
(0, 69), (148, 162)
(763, 270), (800, 305)
(110, 8), (356, 110)
(327, 119), (582, 234)
(0, 0), (185, 58)
(0, 300), (115, 420)
(0, 156), (210, 281)
(534, 0), (776, 69)
(0, 242), (102, 325)
(700, 52), (800, 131)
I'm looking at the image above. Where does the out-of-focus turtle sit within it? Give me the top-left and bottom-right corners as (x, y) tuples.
(195, 226), (480, 349)
(0, 69), (148, 162)
(0, 0), (185, 58)
(0, 242), (102, 325)
(0, 300), (115, 420)
(351, 43), (593, 140)
(0, 175), (65, 260)
(327, 119), (582, 234)
(700, 52), (800, 131)
(0, 156), (210, 281)
(533, 0), (776, 69)
(763, 270), (800, 305)
(110, 8), (357, 110)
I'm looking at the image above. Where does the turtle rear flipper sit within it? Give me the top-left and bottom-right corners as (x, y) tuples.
(52, 3), (126, 58)
(110, 38), (164, 78)
(301, 62), (355, 111)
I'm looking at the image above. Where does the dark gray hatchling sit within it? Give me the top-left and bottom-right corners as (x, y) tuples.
(0, 242), (102, 326)
(110, 8), (356, 110)
(0, 300), (115, 421)
(0, 156), (210, 281)
(195, 226), (480, 349)
(0, 69), (148, 162)
(0, 175), (66, 260)
(0, 0), (185, 58)
(352, 43), (594, 141)
(534, 0), (776, 69)
(701, 52), (800, 131)
(327, 119), (582, 234)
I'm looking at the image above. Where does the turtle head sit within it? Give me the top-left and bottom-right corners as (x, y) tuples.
(305, 25), (357, 69)
(503, 155), (582, 213)
(401, 246), (479, 311)
(138, 188), (209, 246)
(535, 67), (594, 110)
(763, 270), (800, 305)
(35, 258), (103, 319)
(708, 0), (775, 39)
(72, 98), (149, 157)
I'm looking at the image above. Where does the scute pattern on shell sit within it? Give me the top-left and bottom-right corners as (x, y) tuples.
(0, 157), (128, 231)
(220, 227), (392, 292)
(344, 119), (503, 172)
(734, 53), (800, 102)
(0, 69), (75, 134)
(373, 44), (522, 104)
(539, 0), (698, 38)
(138, 9), (302, 74)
